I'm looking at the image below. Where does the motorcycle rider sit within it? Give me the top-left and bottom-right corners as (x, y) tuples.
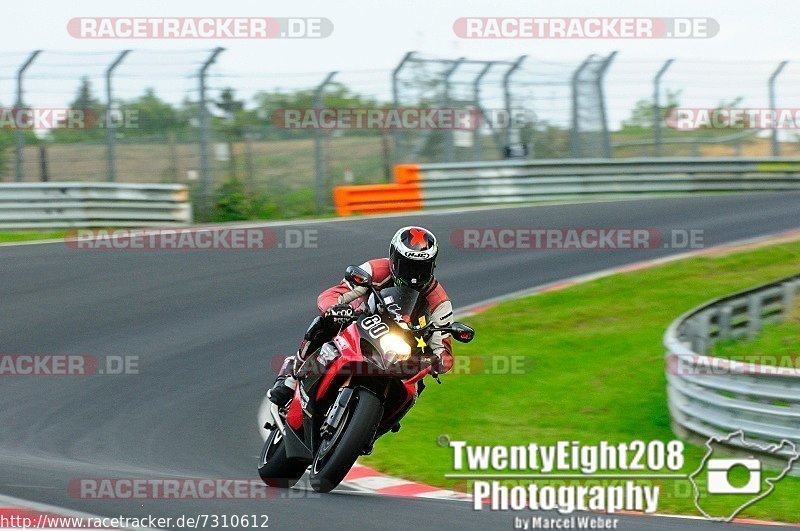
(268, 226), (454, 406)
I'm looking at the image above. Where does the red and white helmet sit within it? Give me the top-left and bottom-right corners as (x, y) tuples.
(389, 226), (438, 289)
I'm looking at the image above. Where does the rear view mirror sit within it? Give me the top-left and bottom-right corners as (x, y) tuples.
(449, 322), (475, 343)
(345, 265), (372, 288)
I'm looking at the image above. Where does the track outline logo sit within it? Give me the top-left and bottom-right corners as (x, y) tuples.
(689, 430), (799, 522)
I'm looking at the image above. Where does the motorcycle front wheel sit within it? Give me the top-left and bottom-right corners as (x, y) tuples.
(257, 427), (308, 488)
(309, 388), (383, 493)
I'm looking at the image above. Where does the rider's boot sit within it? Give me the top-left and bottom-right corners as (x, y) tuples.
(268, 316), (329, 407)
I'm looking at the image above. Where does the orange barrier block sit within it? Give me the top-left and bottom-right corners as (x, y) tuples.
(333, 182), (422, 216)
(393, 164), (421, 184)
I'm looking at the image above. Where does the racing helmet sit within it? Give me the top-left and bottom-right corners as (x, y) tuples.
(389, 226), (438, 290)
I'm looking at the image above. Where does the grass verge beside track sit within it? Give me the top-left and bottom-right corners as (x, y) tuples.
(0, 231), (66, 243)
(362, 240), (800, 522)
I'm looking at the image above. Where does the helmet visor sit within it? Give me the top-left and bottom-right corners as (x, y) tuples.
(393, 256), (434, 288)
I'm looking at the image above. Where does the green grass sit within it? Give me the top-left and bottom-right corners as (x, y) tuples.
(362, 240), (800, 522)
(0, 231), (66, 243)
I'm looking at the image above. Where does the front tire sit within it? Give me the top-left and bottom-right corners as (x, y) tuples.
(309, 388), (383, 493)
(258, 428), (307, 488)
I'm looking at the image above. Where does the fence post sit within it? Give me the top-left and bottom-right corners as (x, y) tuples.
(391, 52), (415, 163)
(314, 71), (337, 213)
(244, 129), (256, 195)
(782, 281), (796, 317)
(653, 58), (674, 157)
(472, 61), (494, 161)
(717, 305), (732, 340)
(39, 143), (48, 182)
(768, 61), (788, 157)
(502, 55), (526, 158)
(596, 51), (617, 158)
(442, 58), (464, 163)
(198, 47), (224, 219)
(747, 294), (762, 339)
(14, 50), (41, 182)
(691, 312), (711, 355)
(105, 50), (130, 182)
(570, 54), (594, 158)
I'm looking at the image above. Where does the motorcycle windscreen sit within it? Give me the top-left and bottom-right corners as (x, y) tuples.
(378, 285), (431, 329)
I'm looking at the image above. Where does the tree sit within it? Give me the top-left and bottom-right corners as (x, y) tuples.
(252, 84), (382, 139)
(119, 89), (188, 138)
(621, 89), (682, 131)
(50, 77), (105, 143)
(214, 87), (249, 141)
(216, 87), (244, 117)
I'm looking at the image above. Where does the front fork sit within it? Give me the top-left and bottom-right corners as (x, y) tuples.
(266, 401), (285, 435)
(320, 387), (353, 437)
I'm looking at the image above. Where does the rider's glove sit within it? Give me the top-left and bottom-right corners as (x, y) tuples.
(324, 304), (356, 325)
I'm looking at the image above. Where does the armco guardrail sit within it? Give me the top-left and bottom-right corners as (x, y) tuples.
(664, 273), (800, 461)
(0, 182), (192, 229)
(333, 157), (800, 215)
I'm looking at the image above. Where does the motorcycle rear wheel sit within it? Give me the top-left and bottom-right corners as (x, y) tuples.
(309, 388), (383, 493)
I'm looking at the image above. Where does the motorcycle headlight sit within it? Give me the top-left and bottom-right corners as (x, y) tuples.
(379, 333), (412, 361)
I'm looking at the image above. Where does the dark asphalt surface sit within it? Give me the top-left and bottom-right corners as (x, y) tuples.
(1, 193), (799, 530)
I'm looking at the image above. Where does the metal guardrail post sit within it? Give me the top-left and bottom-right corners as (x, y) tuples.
(314, 71), (337, 213)
(746, 293), (762, 339)
(768, 61), (788, 157)
(692, 313), (711, 355)
(14, 50), (41, 183)
(653, 59), (674, 157)
(198, 47), (224, 220)
(782, 280), (796, 313)
(105, 50), (131, 183)
(391, 52), (415, 163)
(717, 305), (732, 340)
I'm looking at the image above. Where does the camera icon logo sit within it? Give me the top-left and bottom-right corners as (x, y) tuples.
(706, 458), (761, 494)
(689, 430), (800, 522)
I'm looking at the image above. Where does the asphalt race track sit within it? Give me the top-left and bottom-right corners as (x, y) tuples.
(1, 193), (799, 530)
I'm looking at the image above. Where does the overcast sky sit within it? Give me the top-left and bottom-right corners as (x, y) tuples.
(2, 0), (799, 129)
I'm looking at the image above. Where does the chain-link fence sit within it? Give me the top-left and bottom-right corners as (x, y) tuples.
(1, 48), (798, 218)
